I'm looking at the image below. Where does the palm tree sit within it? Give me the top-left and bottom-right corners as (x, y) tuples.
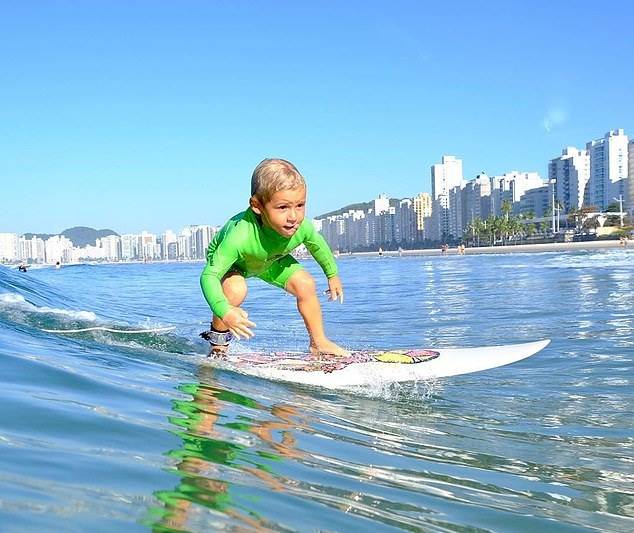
(508, 217), (523, 243)
(501, 200), (513, 222)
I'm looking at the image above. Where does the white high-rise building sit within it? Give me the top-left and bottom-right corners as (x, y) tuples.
(374, 194), (390, 215)
(462, 173), (491, 225)
(120, 234), (138, 260)
(45, 235), (73, 264)
(430, 156), (464, 240)
(0, 233), (19, 262)
(162, 230), (178, 260)
(548, 147), (590, 211)
(191, 225), (216, 259)
(99, 235), (122, 261)
(490, 171), (544, 215)
(19, 236), (46, 263)
(431, 156), (463, 200)
(586, 129), (629, 210)
(624, 140), (634, 220)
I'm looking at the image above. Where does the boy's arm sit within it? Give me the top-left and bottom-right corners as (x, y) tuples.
(200, 239), (240, 318)
(301, 220), (338, 278)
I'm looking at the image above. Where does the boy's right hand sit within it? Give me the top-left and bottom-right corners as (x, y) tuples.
(222, 307), (256, 340)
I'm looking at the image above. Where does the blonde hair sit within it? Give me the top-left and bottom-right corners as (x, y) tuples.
(251, 158), (306, 203)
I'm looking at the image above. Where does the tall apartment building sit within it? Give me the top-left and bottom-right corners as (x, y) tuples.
(0, 233), (18, 261)
(462, 173), (491, 226)
(19, 236), (46, 263)
(430, 156), (464, 240)
(548, 147), (590, 211)
(490, 172), (544, 215)
(586, 129), (629, 210)
(45, 235), (73, 264)
(518, 185), (552, 218)
(624, 140), (634, 220)
(413, 192), (432, 236)
(99, 235), (122, 261)
(120, 234), (138, 260)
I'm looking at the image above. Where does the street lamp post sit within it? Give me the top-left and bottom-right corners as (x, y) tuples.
(549, 179), (557, 235)
(613, 195), (624, 227)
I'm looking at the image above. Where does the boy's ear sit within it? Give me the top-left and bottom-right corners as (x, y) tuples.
(250, 196), (262, 215)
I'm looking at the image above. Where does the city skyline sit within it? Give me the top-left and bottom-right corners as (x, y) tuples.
(1, 2), (633, 235)
(3, 126), (631, 240)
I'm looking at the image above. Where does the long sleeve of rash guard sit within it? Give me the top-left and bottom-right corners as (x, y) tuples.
(301, 220), (338, 278)
(200, 237), (240, 319)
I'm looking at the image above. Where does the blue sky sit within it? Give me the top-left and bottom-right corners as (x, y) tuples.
(1, 0), (632, 234)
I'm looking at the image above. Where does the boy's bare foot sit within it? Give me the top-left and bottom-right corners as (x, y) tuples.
(309, 340), (349, 358)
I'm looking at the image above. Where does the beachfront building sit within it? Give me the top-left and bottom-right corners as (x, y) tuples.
(413, 192), (432, 237)
(490, 172), (545, 216)
(45, 235), (73, 264)
(586, 129), (629, 211)
(138, 231), (157, 261)
(447, 184), (465, 239)
(99, 235), (122, 261)
(120, 234), (138, 260)
(19, 235), (46, 263)
(429, 156), (464, 240)
(549, 147), (590, 211)
(518, 185), (552, 218)
(459, 173), (492, 234)
(191, 225), (216, 260)
(71, 244), (106, 262)
(159, 230), (178, 260)
(0, 233), (19, 262)
(394, 199), (417, 244)
(624, 140), (634, 220)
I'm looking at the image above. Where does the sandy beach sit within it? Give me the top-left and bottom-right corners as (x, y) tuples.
(347, 239), (628, 257)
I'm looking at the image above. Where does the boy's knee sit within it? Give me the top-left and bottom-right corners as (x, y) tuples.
(222, 273), (247, 305)
(287, 271), (316, 298)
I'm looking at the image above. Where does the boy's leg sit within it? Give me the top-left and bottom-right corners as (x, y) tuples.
(284, 270), (348, 357)
(202, 272), (247, 356)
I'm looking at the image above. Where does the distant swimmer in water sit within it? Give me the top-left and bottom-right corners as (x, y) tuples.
(18, 264), (28, 272)
(55, 261), (61, 269)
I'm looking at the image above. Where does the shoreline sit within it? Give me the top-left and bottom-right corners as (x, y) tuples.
(343, 239), (629, 257)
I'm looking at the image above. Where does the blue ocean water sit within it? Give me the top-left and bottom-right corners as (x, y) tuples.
(0, 250), (632, 532)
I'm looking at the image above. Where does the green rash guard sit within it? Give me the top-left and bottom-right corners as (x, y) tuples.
(200, 208), (338, 318)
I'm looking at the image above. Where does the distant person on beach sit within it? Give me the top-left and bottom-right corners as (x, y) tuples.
(199, 158), (346, 358)
(378, 247), (384, 257)
(441, 244), (448, 256)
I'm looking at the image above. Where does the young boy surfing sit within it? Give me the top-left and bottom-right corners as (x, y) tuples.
(200, 158), (348, 357)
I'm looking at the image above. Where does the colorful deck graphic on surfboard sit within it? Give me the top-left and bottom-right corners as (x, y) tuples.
(231, 349), (440, 373)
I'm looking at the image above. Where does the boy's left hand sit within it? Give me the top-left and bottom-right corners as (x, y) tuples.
(327, 276), (344, 304)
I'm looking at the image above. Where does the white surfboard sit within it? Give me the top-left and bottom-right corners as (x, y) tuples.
(207, 339), (550, 390)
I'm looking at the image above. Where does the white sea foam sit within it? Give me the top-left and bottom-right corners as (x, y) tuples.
(0, 293), (26, 304)
(0, 291), (97, 321)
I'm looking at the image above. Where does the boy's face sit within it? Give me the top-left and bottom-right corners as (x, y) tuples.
(251, 187), (306, 238)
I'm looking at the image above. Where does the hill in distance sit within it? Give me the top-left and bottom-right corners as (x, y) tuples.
(23, 226), (119, 247)
(316, 198), (402, 219)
